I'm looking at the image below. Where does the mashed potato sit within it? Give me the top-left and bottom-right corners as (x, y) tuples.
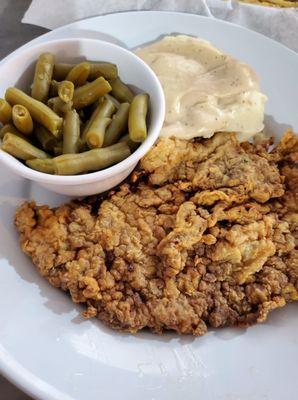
(136, 35), (267, 140)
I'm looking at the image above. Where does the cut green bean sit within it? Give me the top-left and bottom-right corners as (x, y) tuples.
(47, 96), (73, 117)
(31, 52), (54, 102)
(88, 62), (118, 80)
(81, 111), (98, 148)
(119, 134), (140, 151)
(12, 105), (33, 135)
(0, 123), (29, 141)
(82, 98), (116, 145)
(58, 81), (74, 103)
(128, 93), (149, 143)
(50, 79), (74, 102)
(49, 80), (59, 97)
(110, 78), (134, 103)
(103, 102), (130, 147)
(1, 133), (49, 160)
(53, 62), (118, 81)
(5, 87), (62, 137)
(72, 77), (112, 109)
(104, 93), (120, 109)
(3, 55), (141, 174)
(63, 110), (80, 154)
(26, 158), (55, 174)
(54, 142), (130, 175)
(86, 117), (111, 149)
(0, 98), (12, 124)
(53, 63), (73, 81)
(66, 62), (90, 87)
(93, 97), (116, 119)
(81, 99), (109, 141)
(89, 96), (104, 115)
(34, 124), (58, 151)
(0, 124), (19, 139)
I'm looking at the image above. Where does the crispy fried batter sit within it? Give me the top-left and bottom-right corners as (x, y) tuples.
(141, 132), (284, 203)
(14, 131), (298, 335)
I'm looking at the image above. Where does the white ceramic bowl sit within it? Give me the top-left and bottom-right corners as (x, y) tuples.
(0, 38), (165, 196)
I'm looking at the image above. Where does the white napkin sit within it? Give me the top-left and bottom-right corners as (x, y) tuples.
(22, 0), (298, 52)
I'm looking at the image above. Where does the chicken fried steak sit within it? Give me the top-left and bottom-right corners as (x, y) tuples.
(14, 131), (298, 335)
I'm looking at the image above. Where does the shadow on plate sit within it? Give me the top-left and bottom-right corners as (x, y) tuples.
(261, 303), (298, 328)
(264, 114), (293, 140)
(70, 310), (194, 343)
(131, 31), (188, 51)
(211, 326), (247, 340)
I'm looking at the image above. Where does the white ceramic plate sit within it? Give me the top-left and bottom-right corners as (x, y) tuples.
(0, 11), (297, 400)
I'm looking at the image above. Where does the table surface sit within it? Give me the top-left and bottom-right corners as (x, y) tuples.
(0, 1), (48, 399)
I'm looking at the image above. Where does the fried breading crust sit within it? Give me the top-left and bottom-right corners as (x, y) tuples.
(140, 132), (284, 203)
(14, 131), (298, 335)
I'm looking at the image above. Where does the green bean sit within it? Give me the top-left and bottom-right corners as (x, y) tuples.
(72, 77), (111, 109)
(54, 142), (130, 175)
(53, 63), (73, 81)
(66, 62), (90, 87)
(49, 80), (59, 97)
(0, 98), (12, 124)
(103, 102), (130, 147)
(104, 93), (120, 109)
(26, 158), (55, 174)
(53, 62), (118, 81)
(82, 98), (116, 145)
(86, 117), (111, 149)
(50, 79), (74, 101)
(12, 105), (33, 135)
(88, 62), (118, 80)
(5, 87), (62, 137)
(81, 99), (107, 140)
(47, 96), (73, 117)
(0, 124), (29, 141)
(89, 96), (104, 115)
(1, 133), (49, 160)
(81, 121), (96, 145)
(93, 97), (116, 119)
(119, 134), (140, 151)
(62, 110), (80, 154)
(0, 123), (21, 139)
(31, 52), (54, 102)
(34, 124), (58, 151)
(128, 93), (149, 143)
(58, 81), (74, 103)
(110, 78), (134, 103)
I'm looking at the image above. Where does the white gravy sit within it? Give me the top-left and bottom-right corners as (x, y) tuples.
(136, 35), (267, 140)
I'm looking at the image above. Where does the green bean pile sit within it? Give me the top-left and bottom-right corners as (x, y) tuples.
(0, 53), (150, 175)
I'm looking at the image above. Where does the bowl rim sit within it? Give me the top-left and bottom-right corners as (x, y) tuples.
(0, 37), (165, 185)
